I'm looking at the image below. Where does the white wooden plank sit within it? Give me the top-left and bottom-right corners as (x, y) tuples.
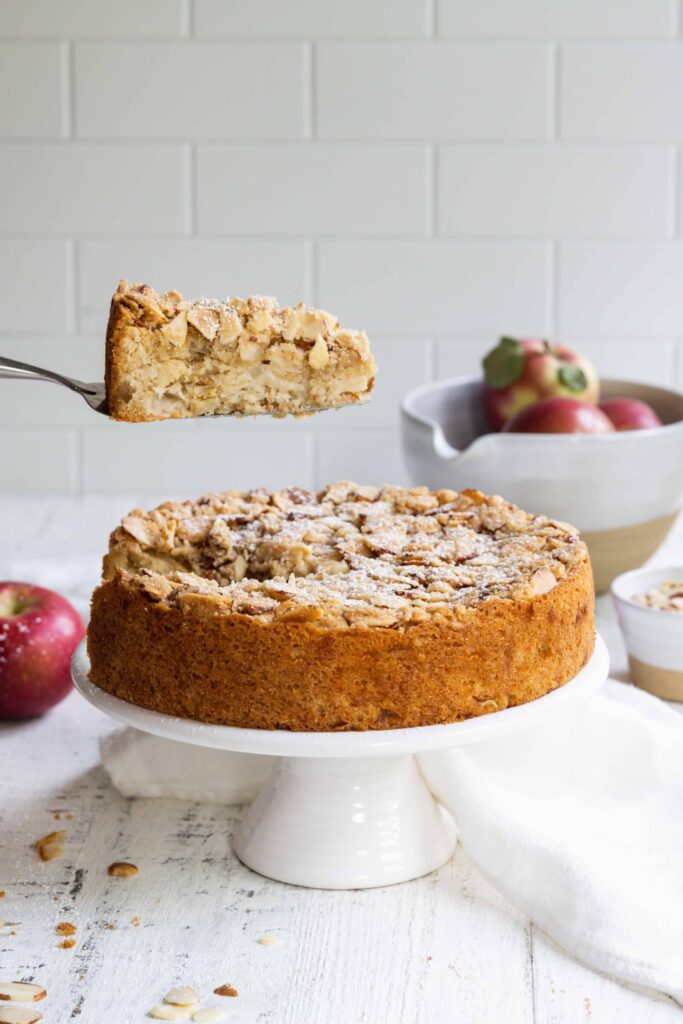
(531, 929), (679, 1023)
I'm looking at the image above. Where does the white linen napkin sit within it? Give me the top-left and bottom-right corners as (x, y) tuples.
(100, 679), (683, 1003)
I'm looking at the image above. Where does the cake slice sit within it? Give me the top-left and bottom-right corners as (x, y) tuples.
(105, 280), (377, 422)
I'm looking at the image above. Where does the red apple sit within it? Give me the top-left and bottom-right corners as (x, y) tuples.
(502, 396), (614, 434)
(482, 337), (599, 430)
(599, 397), (662, 432)
(0, 582), (85, 719)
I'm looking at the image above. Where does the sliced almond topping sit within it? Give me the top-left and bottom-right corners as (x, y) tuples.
(232, 554), (247, 582)
(121, 515), (155, 547)
(160, 311), (188, 347)
(107, 862), (139, 878)
(192, 1011), (226, 1023)
(164, 988), (199, 1008)
(308, 335), (329, 370)
(529, 567), (557, 597)
(237, 339), (262, 363)
(0, 1008), (43, 1024)
(148, 1006), (190, 1021)
(217, 308), (242, 344)
(34, 829), (65, 862)
(213, 985), (238, 998)
(187, 304), (220, 341)
(0, 985), (46, 1004)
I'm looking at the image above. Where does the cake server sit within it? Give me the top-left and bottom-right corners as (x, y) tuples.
(0, 355), (109, 415)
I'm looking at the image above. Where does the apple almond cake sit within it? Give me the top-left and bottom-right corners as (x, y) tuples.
(87, 483), (595, 731)
(106, 280), (377, 422)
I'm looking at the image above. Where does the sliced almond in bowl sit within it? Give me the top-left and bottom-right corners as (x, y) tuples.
(0, 985), (46, 1003)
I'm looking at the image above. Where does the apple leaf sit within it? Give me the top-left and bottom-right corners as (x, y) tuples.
(482, 337), (525, 390)
(558, 364), (588, 392)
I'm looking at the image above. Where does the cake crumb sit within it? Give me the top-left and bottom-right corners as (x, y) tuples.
(0, 892), (5, 898)
(56, 922), (76, 936)
(213, 985), (238, 997)
(131, 916), (141, 927)
(257, 935), (278, 946)
(59, 938), (76, 950)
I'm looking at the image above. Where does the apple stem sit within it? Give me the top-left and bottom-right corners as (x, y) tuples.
(0, 590), (35, 617)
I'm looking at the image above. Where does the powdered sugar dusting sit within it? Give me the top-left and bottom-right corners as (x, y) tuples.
(106, 482), (586, 629)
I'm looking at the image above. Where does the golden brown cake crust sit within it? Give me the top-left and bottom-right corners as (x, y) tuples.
(105, 280), (377, 422)
(87, 483), (595, 731)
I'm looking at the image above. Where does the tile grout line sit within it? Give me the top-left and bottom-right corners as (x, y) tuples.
(4, 138), (678, 150)
(65, 237), (78, 334)
(73, 426), (84, 497)
(305, 41), (315, 139)
(547, 240), (558, 336)
(180, 0), (192, 38)
(59, 40), (72, 138)
(549, 41), (559, 142)
(671, 145), (681, 238)
(184, 143), (196, 234)
(425, 144), (436, 236)
(427, 0), (437, 37)
(305, 238), (316, 306)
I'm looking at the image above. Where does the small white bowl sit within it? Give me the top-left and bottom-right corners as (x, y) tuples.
(611, 566), (683, 701)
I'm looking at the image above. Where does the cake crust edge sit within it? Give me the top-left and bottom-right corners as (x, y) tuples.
(87, 558), (595, 732)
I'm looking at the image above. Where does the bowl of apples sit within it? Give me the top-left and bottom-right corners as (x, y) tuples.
(401, 337), (683, 591)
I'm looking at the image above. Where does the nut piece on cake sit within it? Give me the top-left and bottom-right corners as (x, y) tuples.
(105, 281), (377, 422)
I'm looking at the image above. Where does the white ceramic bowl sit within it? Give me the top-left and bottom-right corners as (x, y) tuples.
(612, 566), (683, 701)
(401, 377), (683, 591)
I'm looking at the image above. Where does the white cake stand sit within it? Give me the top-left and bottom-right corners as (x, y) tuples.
(71, 635), (608, 890)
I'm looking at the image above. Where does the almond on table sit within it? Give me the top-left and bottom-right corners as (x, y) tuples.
(192, 1010), (226, 1023)
(0, 1008), (43, 1024)
(106, 281), (377, 422)
(0, 984), (46, 1003)
(107, 861), (139, 878)
(163, 988), (199, 1007)
(148, 1006), (191, 1021)
(213, 985), (238, 998)
(33, 830), (65, 862)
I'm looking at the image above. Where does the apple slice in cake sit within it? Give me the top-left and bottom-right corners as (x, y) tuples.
(105, 280), (377, 422)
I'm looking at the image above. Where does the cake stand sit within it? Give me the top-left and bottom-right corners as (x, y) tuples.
(71, 635), (609, 890)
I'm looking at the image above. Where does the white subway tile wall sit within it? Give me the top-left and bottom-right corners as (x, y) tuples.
(0, 0), (681, 494)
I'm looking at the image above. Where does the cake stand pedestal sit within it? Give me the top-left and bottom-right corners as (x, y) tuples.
(71, 635), (608, 890)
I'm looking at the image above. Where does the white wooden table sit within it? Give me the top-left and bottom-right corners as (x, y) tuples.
(1, 496), (681, 1024)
